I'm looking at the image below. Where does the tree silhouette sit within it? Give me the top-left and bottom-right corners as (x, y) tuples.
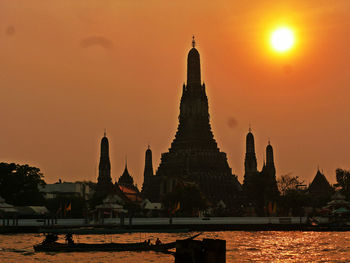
(336, 168), (350, 200)
(0, 162), (46, 206)
(278, 173), (304, 196)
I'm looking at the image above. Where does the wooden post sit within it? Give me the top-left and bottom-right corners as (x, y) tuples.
(175, 238), (226, 263)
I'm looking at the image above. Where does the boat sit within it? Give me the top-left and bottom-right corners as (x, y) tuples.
(33, 233), (201, 253)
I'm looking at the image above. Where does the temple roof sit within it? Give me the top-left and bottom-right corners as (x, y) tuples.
(118, 164), (134, 187)
(309, 170), (332, 195)
(119, 185), (142, 202)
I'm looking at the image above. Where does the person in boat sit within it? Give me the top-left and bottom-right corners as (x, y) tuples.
(42, 233), (58, 245)
(143, 239), (152, 246)
(155, 238), (162, 246)
(65, 233), (74, 245)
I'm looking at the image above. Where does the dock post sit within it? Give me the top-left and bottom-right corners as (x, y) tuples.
(175, 238), (226, 263)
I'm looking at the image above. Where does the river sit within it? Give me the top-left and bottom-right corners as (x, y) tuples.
(1, 231), (349, 262)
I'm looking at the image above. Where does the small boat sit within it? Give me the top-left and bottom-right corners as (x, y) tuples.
(34, 233), (201, 253)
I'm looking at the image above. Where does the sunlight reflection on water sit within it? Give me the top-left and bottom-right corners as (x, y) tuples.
(0, 231), (349, 262)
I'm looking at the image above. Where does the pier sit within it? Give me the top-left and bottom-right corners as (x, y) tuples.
(1, 216), (339, 234)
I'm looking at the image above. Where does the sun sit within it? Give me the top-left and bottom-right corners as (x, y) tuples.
(270, 27), (295, 53)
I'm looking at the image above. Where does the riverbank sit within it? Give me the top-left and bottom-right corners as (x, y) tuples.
(1, 216), (349, 233)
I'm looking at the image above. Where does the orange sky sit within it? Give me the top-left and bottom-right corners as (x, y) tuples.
(1, 0), (350, 187)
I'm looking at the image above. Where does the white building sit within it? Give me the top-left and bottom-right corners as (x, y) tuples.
(39, 182), (92, 200)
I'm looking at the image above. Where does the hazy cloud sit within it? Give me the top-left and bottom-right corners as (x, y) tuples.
(5, 26), (15, 36)
(227, 117), (238, 129)
(80, 36), (113, 49)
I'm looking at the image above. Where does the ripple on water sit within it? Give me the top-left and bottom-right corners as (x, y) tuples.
(1, 232), (350, 262)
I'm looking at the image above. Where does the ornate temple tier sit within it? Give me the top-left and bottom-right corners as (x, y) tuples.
(143, 39), (242, 209)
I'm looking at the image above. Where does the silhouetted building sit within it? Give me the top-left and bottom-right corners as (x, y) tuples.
(96, 132), (114, 194)
(243, 130), (279, 215)
(117, 161), (141, 202)
(244, 128), (258, 175)
(118, 161), (139, 191)
(260, 141), (279, 200)
(243, 129), (259, 201)
(143, 38), (242, 209)
(39, 182), (92, 200)
(144, 145), (154, 177)
(308, 169), (333, 197)
(141, 145), (154, 196)
(93, 134), (141, 208)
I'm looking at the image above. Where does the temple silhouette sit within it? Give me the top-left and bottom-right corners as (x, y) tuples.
(89, 38), (341, 217)
(243, 129), (279, 215)
(96, 131), (114, 194)
(142, 38), (242, 209)
(94, 38), (284, 214)
(95, 132), (141, 204)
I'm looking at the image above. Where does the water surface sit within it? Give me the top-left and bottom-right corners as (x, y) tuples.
(0, 231), (349, 262)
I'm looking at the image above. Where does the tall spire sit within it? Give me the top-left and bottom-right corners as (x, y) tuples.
(175, 36), (212, 150)
(246, 128), (255, 154)
(244, 128), (257, 174)
(144, 145), (153, 177)
(142, 145), (154, 195)
(97, 132), (113, 190)
(187, 37), (201, 86)
(100, 133), (109, 160)
(266, 140), (274, 166)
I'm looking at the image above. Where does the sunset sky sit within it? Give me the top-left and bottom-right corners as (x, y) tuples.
(1, 0), (350, 187)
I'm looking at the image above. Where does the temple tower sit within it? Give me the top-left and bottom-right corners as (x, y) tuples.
(141, 146), (154, 195)
(244, 128), (258, 175)
(243, 128), (259, 200)
(261, 141), (279, 199)
(265, 141), (276, 176)
(187, 36), (201, 86)
(144, 145), (154, 178)
(146, 38), (242, 208)
(97, 131), (114, 193)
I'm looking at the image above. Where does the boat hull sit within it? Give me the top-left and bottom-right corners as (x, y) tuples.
(34, 242), (173, 252)
(33, 233), (200, 253)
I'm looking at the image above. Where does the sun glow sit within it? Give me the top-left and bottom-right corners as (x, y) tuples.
(270, 27), (295, 53)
